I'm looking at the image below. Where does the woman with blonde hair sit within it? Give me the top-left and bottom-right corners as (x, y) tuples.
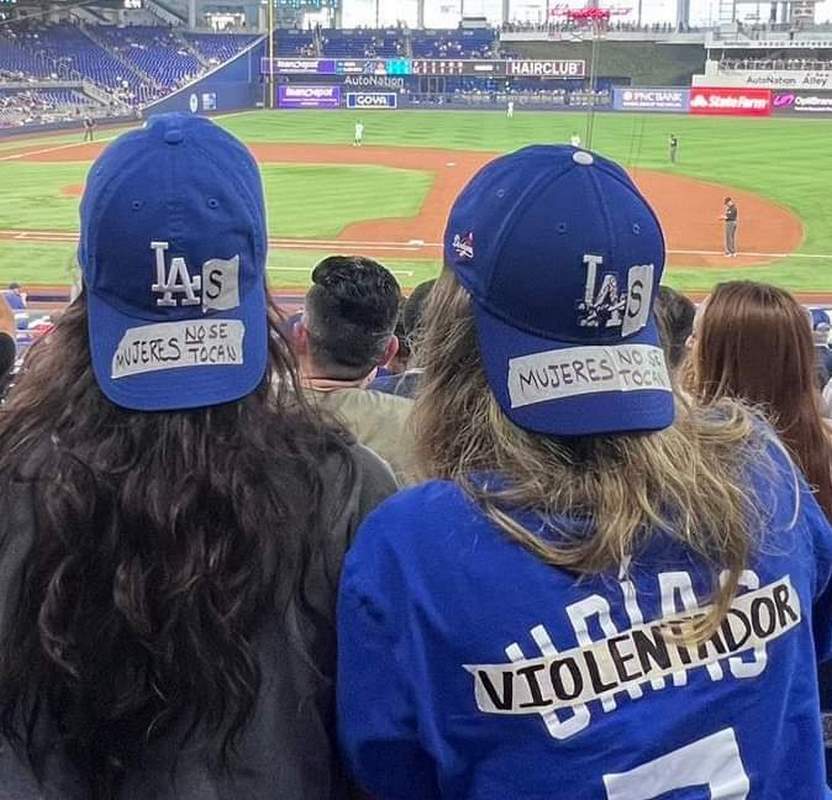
(691, 280), (832, 521)
(337, 146), (832, 799)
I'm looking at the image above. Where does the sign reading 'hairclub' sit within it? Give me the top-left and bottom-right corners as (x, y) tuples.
(506, 59), (586, 78)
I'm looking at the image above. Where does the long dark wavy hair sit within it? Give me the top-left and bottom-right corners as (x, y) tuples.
(0, 292), (352, 798)
(693, 280), (832, 520)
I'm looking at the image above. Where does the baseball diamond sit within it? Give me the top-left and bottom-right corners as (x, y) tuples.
(0, 110), (828, 302)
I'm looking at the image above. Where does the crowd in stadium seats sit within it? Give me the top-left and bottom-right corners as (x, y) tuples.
(719, 55), (832, 70)
(92, 25), (201, 88)
(0, 87), (98, 127)
(501, 19), (697, 33)
(1, 112), (832, 797)
(411, 28), (495, 58)
(185, 31), (259, 64)
(319, 28), (406, 58)
(0, 21), (257, 117)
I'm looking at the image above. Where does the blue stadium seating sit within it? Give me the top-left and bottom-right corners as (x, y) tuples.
(411, 29), (495, 59)
(93, 26), (201, 88)
(185, 32), (259, 64)
(319, 29), (405, 58)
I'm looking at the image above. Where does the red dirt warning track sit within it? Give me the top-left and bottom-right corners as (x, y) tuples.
(19, 140), (804, 270)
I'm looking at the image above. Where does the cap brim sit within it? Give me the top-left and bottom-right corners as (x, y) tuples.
(473, 303), (675, 437)
(87, 285), (268, 412)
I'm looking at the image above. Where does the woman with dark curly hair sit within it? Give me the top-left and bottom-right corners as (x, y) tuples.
(0, 114), (395, 800)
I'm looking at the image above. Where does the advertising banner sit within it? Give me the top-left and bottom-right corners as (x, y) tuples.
(344, 75), (405, 89)
(505, 60), (586, 78)
(263, 57), (588, 79)
(613, 87), (690, 112)
(346, 92), (398, 109)
(772, 91), (832, 114)
(263, 58), (336, 75)
(689, 87), (772, 116)
(692, 70), (832, 90)
(278, 85), (341, 109)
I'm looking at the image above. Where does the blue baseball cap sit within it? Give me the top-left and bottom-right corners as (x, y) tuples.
(811, 308), (831, 331)
(445, 145), (674, 437)
(78, 113), (268, 411)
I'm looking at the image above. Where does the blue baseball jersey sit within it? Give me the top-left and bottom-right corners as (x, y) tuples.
(338, 445), (832, 799)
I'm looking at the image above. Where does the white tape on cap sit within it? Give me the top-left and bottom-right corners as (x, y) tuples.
(111, 319), (245, 379)
(507, 343), (671, 409)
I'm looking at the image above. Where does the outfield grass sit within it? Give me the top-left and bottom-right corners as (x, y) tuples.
(2, 109), (831, 293)
(0, 161), (431, 238)
(0, 241), (437, 289)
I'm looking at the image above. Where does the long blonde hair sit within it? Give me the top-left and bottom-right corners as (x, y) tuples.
(412, 271), (772, 640)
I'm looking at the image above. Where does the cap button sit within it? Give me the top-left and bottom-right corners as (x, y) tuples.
(164, 128), (184, 145)
(572, 151), (594, 166)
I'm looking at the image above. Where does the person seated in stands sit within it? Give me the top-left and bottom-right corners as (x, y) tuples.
(654, 284), (695, 377)
(370, 279), (435, 399)
(0, 114), (396, 799)
(2, 283), (28, 332)
(337, 145), (832, 800)
(0, 293), (15, 399)
(293, 255), (416, 482)
(811, 309), (832, 390)
(691, 280), (832, 522)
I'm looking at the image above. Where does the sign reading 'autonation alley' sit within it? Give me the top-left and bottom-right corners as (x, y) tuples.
(697, 70), (832, 90)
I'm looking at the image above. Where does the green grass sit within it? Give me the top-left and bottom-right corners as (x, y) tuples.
(0, 241), (437, 291)
(0, 161), (431, 238)
(3, 109), (832, 294)
(261, 164), (431, 238)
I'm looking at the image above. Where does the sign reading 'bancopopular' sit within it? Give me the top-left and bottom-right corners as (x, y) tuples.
(277, 85), (341, 109)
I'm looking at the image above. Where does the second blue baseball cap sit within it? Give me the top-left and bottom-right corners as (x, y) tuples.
(445, 145), (674, 437)
(78, 113), (268, 411)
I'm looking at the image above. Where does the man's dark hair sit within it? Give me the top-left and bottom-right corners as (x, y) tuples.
(403, 279), (436, 343)
(0, 332), (14, 392)
(655, 285), (696, 371)
(305, 256), (401, 380)
(724, 197), (732, 204)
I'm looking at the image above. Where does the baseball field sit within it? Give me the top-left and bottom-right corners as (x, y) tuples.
(0, 108), (830, 299)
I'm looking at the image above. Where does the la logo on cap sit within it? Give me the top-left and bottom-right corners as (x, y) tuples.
(151, 241), (240, 313)
(578, 254), (653, 337)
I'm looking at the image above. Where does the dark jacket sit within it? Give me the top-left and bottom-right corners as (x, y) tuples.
(0, 443), (397, 799)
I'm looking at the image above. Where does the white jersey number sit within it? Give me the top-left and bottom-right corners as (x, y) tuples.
(604, 728), (750, 799)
